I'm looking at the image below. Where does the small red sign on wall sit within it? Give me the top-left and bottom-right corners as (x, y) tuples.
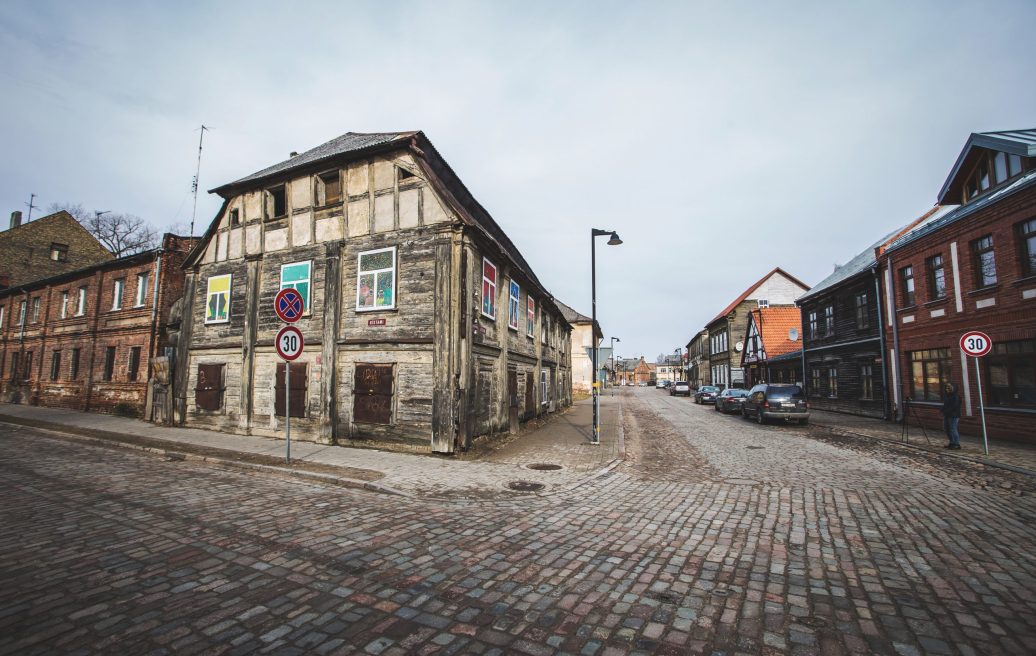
(368, 318), (387, 327)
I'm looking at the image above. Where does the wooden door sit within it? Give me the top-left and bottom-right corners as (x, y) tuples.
(525, 373), (535, 417)
(508, 370), (519, 433)
(354, 364), (393, 424)
(275, 362), (307, 418)
(195, 363), (224, 411)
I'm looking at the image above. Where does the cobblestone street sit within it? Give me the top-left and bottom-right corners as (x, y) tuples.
(2, 388), (1035, 655)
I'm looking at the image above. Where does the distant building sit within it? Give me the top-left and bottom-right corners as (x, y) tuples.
(557, 300), (602, 394)
(741, 306), (803, 388)
(656, 354), (683, 383)
(686, 330), (709, 388)
(0, 210), (113, 288)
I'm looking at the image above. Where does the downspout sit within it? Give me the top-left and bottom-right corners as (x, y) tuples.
(148, 248), (163, 359)
(887, 255), (904, 422)
(872, 264), (889, 420)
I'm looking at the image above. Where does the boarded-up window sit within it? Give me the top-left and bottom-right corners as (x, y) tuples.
(353, 364), (393, 424)
(195, 364), (225, 411)
(275, 362), (307, 418)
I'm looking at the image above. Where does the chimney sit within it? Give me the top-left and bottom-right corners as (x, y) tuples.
(289, 151), (299, 158)
(10, 211), (22, 229)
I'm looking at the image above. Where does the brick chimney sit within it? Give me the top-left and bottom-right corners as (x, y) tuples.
(10, 210), (22, 229)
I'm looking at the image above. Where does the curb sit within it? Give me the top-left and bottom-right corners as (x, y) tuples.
(812, 421), (1036, 478)
(0, 415), (410, 497)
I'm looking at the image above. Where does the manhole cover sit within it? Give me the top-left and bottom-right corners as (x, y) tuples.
(711, 586), (731, 597)
(746, 446), (765, 450)
(797, 617), (829, 628)
(526, 463), (563, 471)
(507, 481), (545, 492)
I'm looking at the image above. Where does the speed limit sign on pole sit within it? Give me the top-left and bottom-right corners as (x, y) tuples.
(275, 325), (304, 464)
(960, 331), (992, 455)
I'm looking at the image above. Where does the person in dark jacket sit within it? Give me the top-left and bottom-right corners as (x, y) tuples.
(942, 383), (962, 449)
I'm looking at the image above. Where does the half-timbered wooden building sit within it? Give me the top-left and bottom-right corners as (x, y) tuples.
(175, 131), (571, 453)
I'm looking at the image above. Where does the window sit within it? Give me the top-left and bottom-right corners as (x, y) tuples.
(527, 297), (535, 338)
(963, 150), (1030, 203)
(827, 367), (838, 398)
(1019, 218), (1036, 277)
(356, 248), (395, 311)
(76, 287), (87, 316)
(205, 274), (231, 324)
(17, 300), (26, 326)
(757, 299), (769, 308)
(909, 348), (952, 402)
(926, 254), (947, 300)
(397, 167), (416, 182)
(70, 348), (80, 380)
(353, 364), (391, 424)
(507, 280), (520, 330)
(31, 297), (40, 323)
(541, 314), (548, 345)
(195, 364), (225, 411)
(135, 272), (149, 307)
(540, 369), (549, 405)
(9, 352), (19, 380)
(49, 243), (68, 261)
(112, 278), (125, 310)
(60, 291), (68, 319)
(810, 367), (821, 397)
(280, 261), (312, 312)
(986, 339), (1035, 408)
(265, 185), (287, 219)
(971, 235), (997, 288)
(481, 258), (497, 319)
(316, 170), (342, 206)
(103, 347), (116, 381)
(854, 293), (869, 330)
(229, 208), (241, 227)
(128, 347), (142, 382)
(860, 364), (874, 401)
(23, 352), (32, 380)
(0, 305), (4, 330)
(50, 351), (61, 381)
(823, 306), (834, 337)
(900, 266), (915, 306)
(807, 311), (817, 339)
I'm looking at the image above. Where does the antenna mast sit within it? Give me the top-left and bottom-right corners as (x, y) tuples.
(25, 193), (38, 222)
(189, 125), (209, 237)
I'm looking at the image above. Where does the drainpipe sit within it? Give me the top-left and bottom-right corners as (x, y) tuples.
(887, 256), (904, 422)
(873, 264), (889, 420)
(148, 247), (163, 359)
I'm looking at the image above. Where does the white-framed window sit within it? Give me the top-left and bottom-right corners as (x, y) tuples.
(18, 300), (26, 325)
(112, 278), (125, 310)
(75, 287), (87, 316)
(280, 261), (312, 312)
(31, 297), (40, 323)
(527, 297), (535, 338)
(481, 258), (497, 319)
(507, 280), (520, 330)
(540, 369), (548, 405)
(205, 274), (231, 324)
(135, 272), (149, 307)
(0, 305), (4, 330)
(356, 247), (396, 311)
(60, 291), (68, 319)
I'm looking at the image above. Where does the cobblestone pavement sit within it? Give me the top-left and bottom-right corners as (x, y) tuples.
(2, 389), (1036, 655)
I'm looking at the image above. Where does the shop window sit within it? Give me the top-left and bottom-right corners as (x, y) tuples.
(281, 261), (312, 312)
(205, 274), (231, 323)
(356, 248), (395, 311)
(195, 363), (225, 411)
(986, 339), (1035, 408)
(353, 364), (392, 424)
(909, 348), (952, 402)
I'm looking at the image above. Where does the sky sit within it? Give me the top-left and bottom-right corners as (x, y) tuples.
(2, 1), (1034, 361)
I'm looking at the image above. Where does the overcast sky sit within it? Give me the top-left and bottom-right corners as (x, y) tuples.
(2, 1), (1034, 360)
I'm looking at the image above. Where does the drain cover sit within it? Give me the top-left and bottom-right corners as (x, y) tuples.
(746, 446), (765, 450)
(797, 616), (829, 628)
(507, 481), (545, 492)
(526, 463), (562, 471)
(711, 586), (731, 597)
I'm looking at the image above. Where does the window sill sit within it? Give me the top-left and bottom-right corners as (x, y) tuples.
(314, 201), (343, 212)
(896, 304), (918, 312)
(923, 297), (949, 308)
(356, 307), (397, 314)
(1012, 275), (1036, 287)
(967, 284), (1000, 297)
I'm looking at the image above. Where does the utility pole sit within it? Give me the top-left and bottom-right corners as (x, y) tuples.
(190, 125), (210, 237)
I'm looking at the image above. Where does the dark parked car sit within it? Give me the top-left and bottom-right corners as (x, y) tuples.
(694, 385), (721, 404)
(741, 384), (809, 425)
(713, 388), (749, 413)
(670, 380), (691, 396)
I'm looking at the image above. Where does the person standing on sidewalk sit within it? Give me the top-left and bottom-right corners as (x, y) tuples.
(942, 383), (962, 449)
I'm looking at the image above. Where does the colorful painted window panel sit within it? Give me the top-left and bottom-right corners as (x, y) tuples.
(482, 258), (497, 319)
(281, 261), (312, 311)
(205, 274), (231, 324)
(357, 248), (396, 310)
(508, 280), (520, 330)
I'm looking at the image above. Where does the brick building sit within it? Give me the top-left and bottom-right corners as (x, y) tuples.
(176, 131), (571, 454)
(879, 129), (1035, 440)
(0, 210), (113, 288)
(0, 234), (194, 416)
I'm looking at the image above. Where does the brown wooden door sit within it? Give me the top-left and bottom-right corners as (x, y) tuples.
(195, 364), (224, 411)
(508, 370), (519, 433)
(525, 373), (535, 416)
(275, 362), (307, 418)
(354, 364), (393, 424)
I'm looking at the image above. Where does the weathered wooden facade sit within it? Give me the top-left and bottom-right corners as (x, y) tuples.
(175, 131), (571, 453)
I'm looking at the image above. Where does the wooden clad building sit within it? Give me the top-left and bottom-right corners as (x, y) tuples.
(175, 131), (571, 454)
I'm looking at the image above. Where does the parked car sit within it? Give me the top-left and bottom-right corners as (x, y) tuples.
(713, 388), (749, 413)
(656, 380), (669, 389)
(741, 384), (809, 425)
(694, 385), (721, 404)
(670, 380), (691, 397)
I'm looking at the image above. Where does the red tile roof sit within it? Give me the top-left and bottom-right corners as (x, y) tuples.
(708, 267), (810, 326)
(750, 307), (802, 359)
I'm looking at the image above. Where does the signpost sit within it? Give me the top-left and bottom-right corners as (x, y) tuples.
(274, 295), (304, 464)
(959, 331), (991, 456)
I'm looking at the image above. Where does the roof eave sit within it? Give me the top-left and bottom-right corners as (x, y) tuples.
(937, 131), (1036, 204)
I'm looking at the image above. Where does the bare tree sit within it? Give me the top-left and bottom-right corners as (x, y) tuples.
(47, 202), (158, 257)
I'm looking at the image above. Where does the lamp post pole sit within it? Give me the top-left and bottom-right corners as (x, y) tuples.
(610, 337), (621, 388)
(591, 228), (622, 445)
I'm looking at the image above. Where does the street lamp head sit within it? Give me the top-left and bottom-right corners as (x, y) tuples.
(607, 231), (623, 246)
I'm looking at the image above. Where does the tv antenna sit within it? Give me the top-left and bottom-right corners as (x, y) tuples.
(189, 125), (210, 237)
(25, 193), (38, 222)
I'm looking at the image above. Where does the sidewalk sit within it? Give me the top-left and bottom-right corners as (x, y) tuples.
(809, 408), (1036, 475)
(0, 396), (623, 499)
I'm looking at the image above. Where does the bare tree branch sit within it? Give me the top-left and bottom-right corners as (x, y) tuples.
(46, 202), (158, 257)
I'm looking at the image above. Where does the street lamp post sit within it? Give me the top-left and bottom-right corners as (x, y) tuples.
(591, 228), (622, 445)
(610, 337), (621, 387)
(674, 348), (681, 382)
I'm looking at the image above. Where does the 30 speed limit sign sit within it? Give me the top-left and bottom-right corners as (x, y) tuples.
(960, 331), (992, 357)
(275, 325), (304, 361)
